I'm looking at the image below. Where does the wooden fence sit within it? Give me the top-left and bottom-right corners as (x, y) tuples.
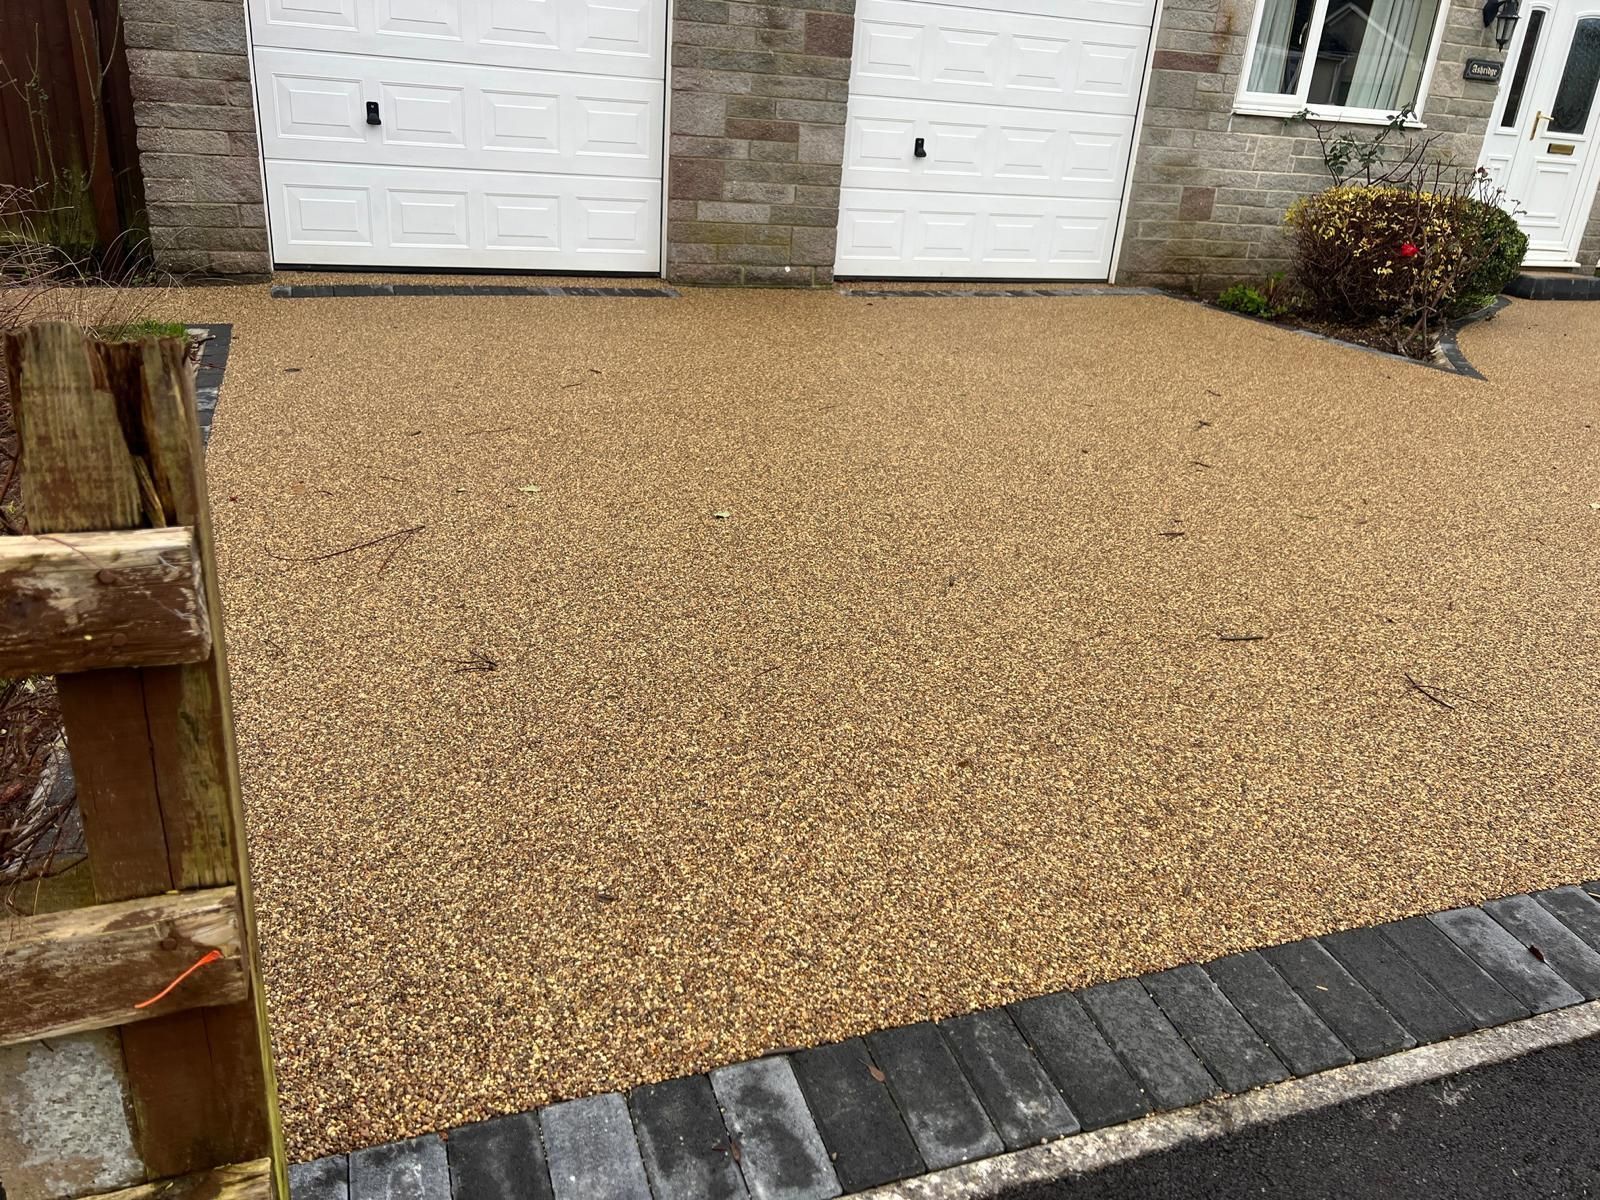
(0, 324), (285, 1200)
(0, 1), (145, 262)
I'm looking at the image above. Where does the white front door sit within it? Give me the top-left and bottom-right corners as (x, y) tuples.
(246, 0), (666, 273)
(1480, 2), (1600, 266)
(832, 0), (1158, 281)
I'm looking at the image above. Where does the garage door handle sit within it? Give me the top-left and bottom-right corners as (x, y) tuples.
(913, 136), (926, 158)
(366, 101), (382, 127)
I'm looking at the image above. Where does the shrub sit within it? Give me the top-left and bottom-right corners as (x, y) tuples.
(1217, 283), (1272, 316)
(1450, 202), (1528, 315)
(1284, 183), (1526, 354)
(1217, 273), (1296, 319)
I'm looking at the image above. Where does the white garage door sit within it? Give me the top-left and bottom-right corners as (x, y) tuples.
(834, 0), (1156, 280)
(247, 0), (666, 272)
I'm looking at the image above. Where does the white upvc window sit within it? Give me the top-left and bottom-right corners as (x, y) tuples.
(1234, 0), (1453, 122)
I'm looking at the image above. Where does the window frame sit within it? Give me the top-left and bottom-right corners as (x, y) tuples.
(1232, 0), (1453, 124)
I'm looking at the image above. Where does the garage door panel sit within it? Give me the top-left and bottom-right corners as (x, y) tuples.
(256, 48), (662, 177)
(248, 0), (665, 77)
(909, 0), (1157, 26)
(266, 162), (660, 268)
(835, 189), (1119, 277)
(852, 0), (1151, 113)
(844, 96), (1135, 199)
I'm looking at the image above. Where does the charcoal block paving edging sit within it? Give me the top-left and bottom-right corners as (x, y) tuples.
(1503, 271), (1600, 300)
(285, 881), (1600, 1200)
(269, 284), (680, 299)
(189, 323), (232, 447)
(841, 286), (1165, 299)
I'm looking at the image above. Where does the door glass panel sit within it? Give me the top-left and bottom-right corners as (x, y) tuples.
(1550, 17), (1600, 133)
(1501, 7), (1547, 127)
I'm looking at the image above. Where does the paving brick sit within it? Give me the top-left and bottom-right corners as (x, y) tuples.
(1534, 886), (1600, 954)
(1484, 895), (1600, 999)
(540, 1094), (651, 1200)
(1377, 917), (1529, 1030)
(939, 1008), (1078, 1149)
(1322, 927), (1475, 1044)
(711, 1058), (840, 1200)
(867, 1023), (1002, 1170)
(790, 1039), (921, 1193)
(1008, 991), (1149, 1129)
(1079, 980), (1219, 1110)
(629, 1075), (745, 1200)
(1204, 951), (1353, 1076)
(290, 1155), (350, 1200)
(1141, 965), (1287, 1093)
(349, 1135), (450, 1200)
(1432, 907), (1586, 1013)
(1259, 941), (1413, 1061)
(445, 1112), (553, 1200)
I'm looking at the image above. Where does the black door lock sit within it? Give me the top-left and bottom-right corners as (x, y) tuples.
(366, 101), (382, 126)
(913, 136), (926, 158)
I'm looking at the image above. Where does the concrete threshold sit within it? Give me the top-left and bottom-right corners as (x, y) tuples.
(853, 1000), (1600, 1199)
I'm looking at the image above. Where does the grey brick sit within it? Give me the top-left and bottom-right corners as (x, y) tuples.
(671, 91), (728, 136)
(1205, 951), (1353, 1077)
(1142, 965), (1288, 1093)
(1260, 941), (1414, 1061)
(791, 1039), (922, 1192)
(868, 1023), (1002, 1170)
(1080, 980), (1219, 1110)
(710, 1058), (840, 1200)
(446, 1112), (553, 1200)
(1378, 916), (1529, 1030)
(1534, 886), (1600, 954)
(1322, 927), (1474, 1044)
(790, 224), (837, 266)
(1484, 895), (1600, 999)
(540, 1094), (652, 1200)
(798, 125), (845, 164)
(1009, 991), (1150, 1129)
(939, 1008), (1079, 1149)
(629, 1076), (745, 1200)
(349, 1135), (450, 1200)
(290, 1156), (349, 1200)
(1431, 908), (1583, 1013)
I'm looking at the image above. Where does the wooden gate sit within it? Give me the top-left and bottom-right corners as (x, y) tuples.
(0, 1), (145, 262)
(0, 325), (285, 1200)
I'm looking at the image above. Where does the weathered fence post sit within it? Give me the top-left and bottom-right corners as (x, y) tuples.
(0, 323), (285, 1199)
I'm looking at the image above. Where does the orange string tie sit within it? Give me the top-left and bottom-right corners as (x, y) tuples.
(135, 948), (224, 1010)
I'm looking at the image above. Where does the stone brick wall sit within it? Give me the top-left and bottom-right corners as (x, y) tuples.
(1115, 0), (1509, 291)
(121, 0), (269, 276)
(665, 0), (855, 285)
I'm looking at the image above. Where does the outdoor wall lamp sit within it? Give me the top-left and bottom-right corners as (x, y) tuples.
(1483, 0), (1521, 49)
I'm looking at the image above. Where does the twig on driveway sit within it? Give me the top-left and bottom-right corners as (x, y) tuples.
(266, 524), (425, 567)
(1404, 672), (1456, 710)
(1218, 633), (1265, 642)
(445, 650), (498, 674)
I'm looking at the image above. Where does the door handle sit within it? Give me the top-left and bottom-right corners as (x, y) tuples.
(913, 136), (926, 158)
(366, 101), (382, 126)
(1529, 109), (1550, 140)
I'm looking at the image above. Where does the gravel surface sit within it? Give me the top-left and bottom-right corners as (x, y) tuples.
(178, 285), (1599, 1160)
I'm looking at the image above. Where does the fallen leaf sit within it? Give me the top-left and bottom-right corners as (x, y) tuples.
(713, 510), (732, 520)
(868, 1064), (886, 1083)
(518, 485), (541, 494)
(729, 1138), (742, 1164)
(1530, 945), (1547, 962)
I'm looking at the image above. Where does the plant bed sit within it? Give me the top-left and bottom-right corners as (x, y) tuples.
(1205, 114), (1529, 368)
(1205, 288), (1508, 377)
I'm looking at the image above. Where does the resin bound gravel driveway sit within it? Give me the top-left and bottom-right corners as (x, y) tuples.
(182, 283), (1600, 1161)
